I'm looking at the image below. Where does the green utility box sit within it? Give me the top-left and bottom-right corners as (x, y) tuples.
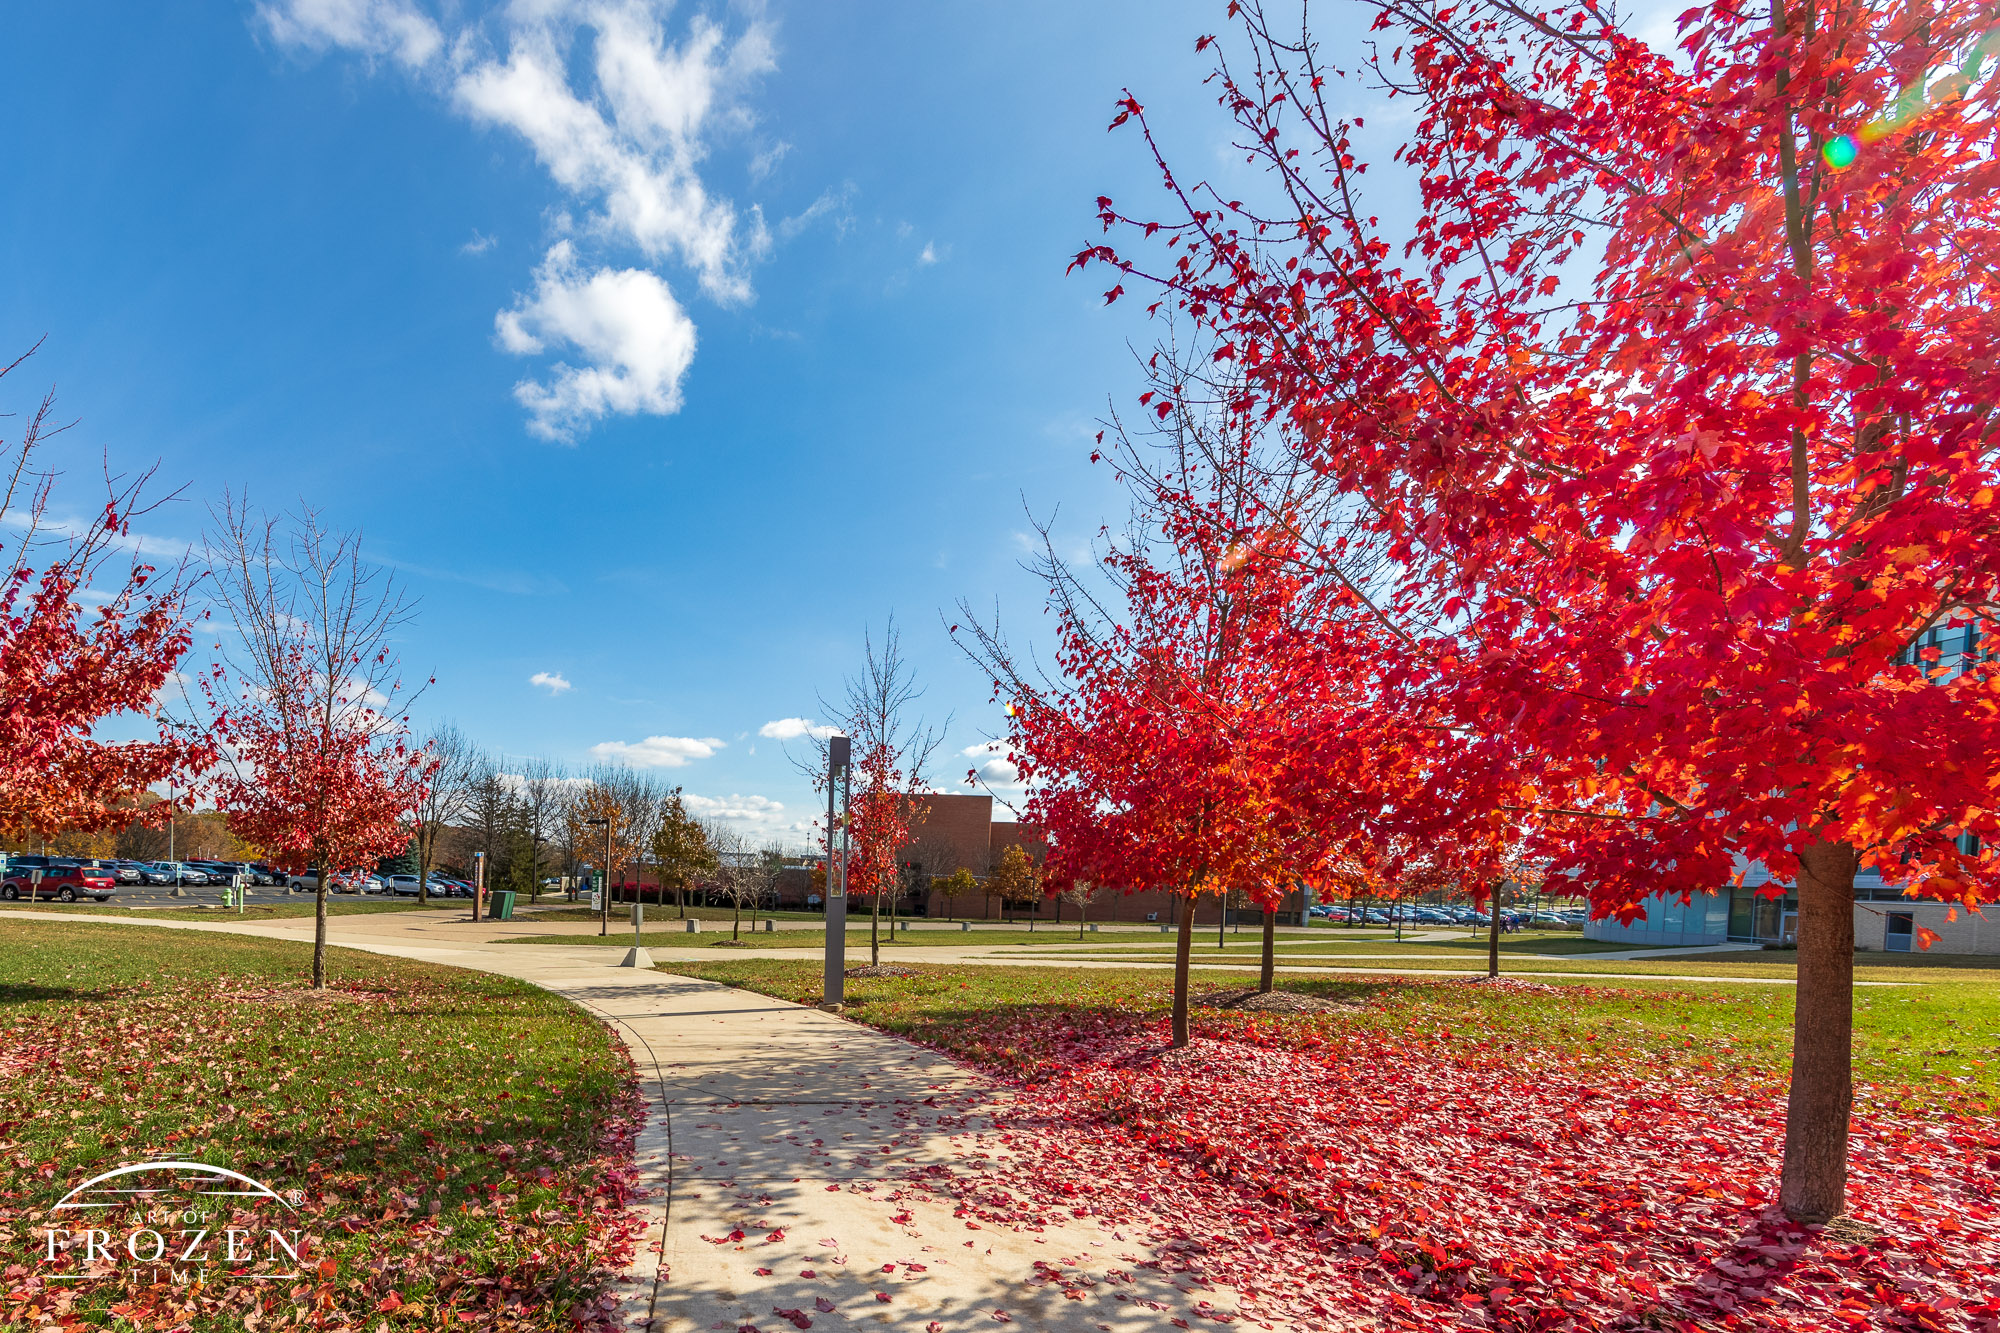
(492, 891), (517, 921)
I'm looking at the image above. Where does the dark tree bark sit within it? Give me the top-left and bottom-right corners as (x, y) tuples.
(1171, 893), (1196, 1048)
(1487, 883), (1502, 979)
(1781, 839), (1858, 1223)
(1259, 907), (1276, 993)
(312, 865), (328, 990)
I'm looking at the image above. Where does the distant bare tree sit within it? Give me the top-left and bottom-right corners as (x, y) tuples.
(706, 821), (755, 939)
(465, 752), (513, 904)
(792, 617), (949, 964)
(516, 756), (566, 901)
(1059, 879), (1104, 940)
(742, 844), (787, 931)
(203, 497), (424, 987)
(414, 723), (479, 906)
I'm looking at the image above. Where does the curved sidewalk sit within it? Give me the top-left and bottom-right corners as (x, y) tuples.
(2, 907), (1277, 1332)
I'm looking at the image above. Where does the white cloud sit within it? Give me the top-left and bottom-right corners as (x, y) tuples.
(748, 140), (790, 182)
(683, 792), (782, 821)
(589, 734), (725, 768)
(529, 670), (572, 695)
(451, 4), (771, 304)
(257, 0), (443, 70)
(777, 184), (855, 241)
(961, 741), (1022, 788)
(683, 792), (813, 841)
(917, 241), (940, 265)
(496, 240), (697, 441)
(258, 0), (777, 441)
(758, 717), (837, 741)
(461, 229), (497, 255)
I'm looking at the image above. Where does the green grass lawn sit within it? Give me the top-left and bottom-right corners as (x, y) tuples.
(656, 958), (2000, 1114)
(0, 919), (640, 1330)
(492, 924), (1215, 949)
(1005, 930), (1631, 956)
(521, 903), (827, 923)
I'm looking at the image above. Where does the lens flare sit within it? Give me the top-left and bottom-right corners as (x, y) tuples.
(1822, 134), (1860, 169)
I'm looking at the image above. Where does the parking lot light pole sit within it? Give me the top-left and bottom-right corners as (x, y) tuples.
(823, 735), (850, 1009)
(585, 818), (611, 937)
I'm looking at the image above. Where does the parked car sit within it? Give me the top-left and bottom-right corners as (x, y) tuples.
(2, 858), (116, 902)
(80, 858), (142, 885)
(387, 874), (422, 895)
(430, 876), (472, 898)
(325, 870), (385, 894)
(148, 861), (212, 886)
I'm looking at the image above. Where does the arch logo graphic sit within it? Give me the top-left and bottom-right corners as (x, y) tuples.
(41, 1160), (309, 1284)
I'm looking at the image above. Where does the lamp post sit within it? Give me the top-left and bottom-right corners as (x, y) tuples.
(823, 735), (850, 1008)
(585, 817), (611, 938)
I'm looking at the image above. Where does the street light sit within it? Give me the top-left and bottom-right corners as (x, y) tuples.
(584, 817), (611, 938)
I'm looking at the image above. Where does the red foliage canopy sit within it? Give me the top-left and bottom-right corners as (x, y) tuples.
(0, 356), (202, 837)
(1079, 0), (2000, 913)
(203, 639), (429, 877)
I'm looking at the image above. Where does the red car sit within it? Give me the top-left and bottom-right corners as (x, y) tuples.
(2, 860), (116, 903)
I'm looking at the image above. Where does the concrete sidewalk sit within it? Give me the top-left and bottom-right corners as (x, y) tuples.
(3, 907), (1263, 1332)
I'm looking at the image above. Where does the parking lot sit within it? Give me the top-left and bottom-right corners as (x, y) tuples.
(22, 883), (427, 910)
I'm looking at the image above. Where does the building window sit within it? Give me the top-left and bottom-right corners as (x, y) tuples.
(1885, 912), (1914, 953)
(1728, 887), (1753, 942)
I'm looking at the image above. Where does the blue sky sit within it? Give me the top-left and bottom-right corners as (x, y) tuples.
(2, 0), (1364, 845)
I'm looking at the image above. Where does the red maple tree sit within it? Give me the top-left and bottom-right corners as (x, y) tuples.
(0, 350), (204, 839)
(1079, 0), (2000, 1220)
(962, 427), (1417, 1044)
(204, 643), (429, 984)
(201, 504), (432, 987)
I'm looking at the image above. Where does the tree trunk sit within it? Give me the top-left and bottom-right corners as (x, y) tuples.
(1077, 897), (1087, 941)
(1782, 839), (1858, 1223)
(870, 891), (880, 966)
(1487, 883), (1502, 980)
(1171, 892), (1195, 1048)
(312, 866), (328, 989)
(1260, 907), (1276, 993)
(417, 834), (429, 908)
(733, 899), (741, 940)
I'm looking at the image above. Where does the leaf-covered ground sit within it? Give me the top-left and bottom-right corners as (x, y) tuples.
(668, 960), (2000, 1331)
(0, 921), (645, 1331)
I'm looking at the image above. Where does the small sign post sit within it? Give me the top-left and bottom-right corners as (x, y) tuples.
(822, 734), (851, 1008)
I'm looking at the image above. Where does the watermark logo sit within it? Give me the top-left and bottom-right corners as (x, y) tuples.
(41, 1160), (309, 1285)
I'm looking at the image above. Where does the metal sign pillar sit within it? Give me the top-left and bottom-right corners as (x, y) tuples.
(823, 735), (850, 1007)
